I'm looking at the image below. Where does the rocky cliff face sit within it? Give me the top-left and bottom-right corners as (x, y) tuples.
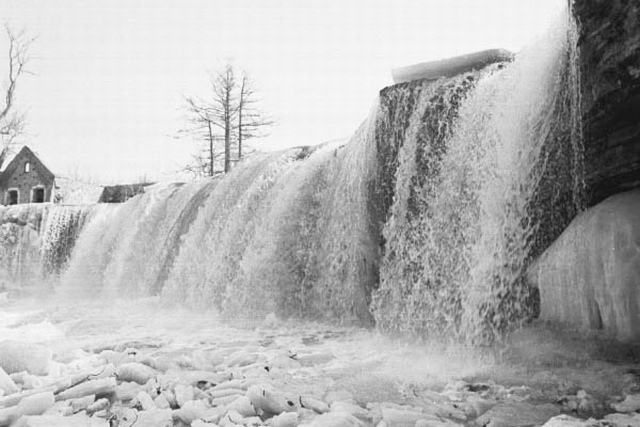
(575, 0), (640, 205)
(527, 0), (640, 341)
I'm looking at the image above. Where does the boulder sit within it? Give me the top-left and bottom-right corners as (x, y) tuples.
(269, 411), (299, 427)
(226, 395), (257, 417)
(528, 190), (640, 342)
(174, 384), (195, 407)
(475, 402), (560, 427)
(0, 392), (55, 427)
(612, 394), (640, 413)
(540, 415), (593, 427)
(604, 412), (640, 427)
(331, 401), (371, 422)
(300, 396), (329, 414)
(115, 362), (157, 385)
(56, 377), (117, 401)
(114, 381), (142, 402)
(247, 384), (296, 415)
(380, 407), (440, 427)
(14, 413), (108, 427)
(300, 410), (364, 427)
(0, 342), (52, 375)
(0, 367), (18, 395)
(134, 409), (173, 427)
(172, 399), (208, 424)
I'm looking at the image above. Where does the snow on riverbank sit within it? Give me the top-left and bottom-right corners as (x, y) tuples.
(0, 297), (638, 426)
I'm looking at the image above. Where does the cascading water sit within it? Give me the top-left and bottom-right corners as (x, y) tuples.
(374, 8), (583, 343)
(0, 204), (94, 287)
(59, 180), (216, 298)
(0, 206), (45, 287)
(60, 124), (379, 324)
(7, 6), (583, 344)
(41, 205), (95, 276)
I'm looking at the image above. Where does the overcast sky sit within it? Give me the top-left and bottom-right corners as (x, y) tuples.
(1, 0), (564, 183)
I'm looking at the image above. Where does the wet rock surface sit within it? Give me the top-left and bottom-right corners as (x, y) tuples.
(0, 299), (638, 427)
(574, 0), (640, 205)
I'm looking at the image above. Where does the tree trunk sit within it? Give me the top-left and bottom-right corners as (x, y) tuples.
(238, 77), (245, 160)
(0, 147), (6, 171)
(207, 121), (214, 176)
(224, 86), (231, 173)
(238, 106), (243, 160)
(224, 122), (231, 173)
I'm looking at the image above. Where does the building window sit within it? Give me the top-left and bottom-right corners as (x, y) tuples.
(6, 190), (18, 205)
(24, 162), (30, 173)
(32, 188), (45, 203)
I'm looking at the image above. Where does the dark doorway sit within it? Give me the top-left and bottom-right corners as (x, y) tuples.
(7, 190), (18, 205)
(32, 188), (45, 203)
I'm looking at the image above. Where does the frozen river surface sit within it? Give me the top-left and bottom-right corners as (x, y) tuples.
(0, 297), (639, 426)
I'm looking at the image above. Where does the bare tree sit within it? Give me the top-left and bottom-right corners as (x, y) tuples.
(0, 24), (33, 168)
(177, 96), (220, 177)
(212, 63), (237, 173)
(177, 62), (273, 177)
(237, 75), (273, 160)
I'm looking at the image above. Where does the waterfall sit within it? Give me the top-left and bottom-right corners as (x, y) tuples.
(0, 206), (45, 287)
(160, 120), (379, 323)
(41, 205), (95, 276)
(57, 136), (378, 324)
(373, 7), (583, 343)
(1, 7), (583, 343)
(59, 181), (215, 298)
(0, 204), (94, 288)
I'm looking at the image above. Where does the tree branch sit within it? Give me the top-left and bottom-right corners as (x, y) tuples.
(1, 24), (34, 150)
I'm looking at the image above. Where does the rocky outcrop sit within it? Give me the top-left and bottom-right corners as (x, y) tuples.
(98, 183), (152, 204)
(527, 190), (640, 342)
(574, 0), (640, 205)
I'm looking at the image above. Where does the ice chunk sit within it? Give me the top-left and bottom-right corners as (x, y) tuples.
(0, 341), (52, 375)
(0, 367), (18, 395)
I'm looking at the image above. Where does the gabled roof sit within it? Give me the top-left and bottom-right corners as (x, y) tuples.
(1, 146), (55, 182)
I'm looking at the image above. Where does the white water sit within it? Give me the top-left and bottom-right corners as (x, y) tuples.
(1, 8), (582, 345)
(373, 8), (583, 342)
(57, 127), (379, 324)
(0, 297), (497, 393)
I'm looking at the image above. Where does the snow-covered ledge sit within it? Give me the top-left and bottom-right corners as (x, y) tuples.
(390, 48), (514, 84)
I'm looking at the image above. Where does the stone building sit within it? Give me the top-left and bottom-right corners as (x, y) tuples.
(0, 146), (56, 205)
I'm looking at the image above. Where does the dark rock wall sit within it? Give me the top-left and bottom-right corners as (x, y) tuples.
(99, 184), (149, 203)
(575, 0), (640, 205)
(370, 75), (478, 261)
(369, 79), (427, 255)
